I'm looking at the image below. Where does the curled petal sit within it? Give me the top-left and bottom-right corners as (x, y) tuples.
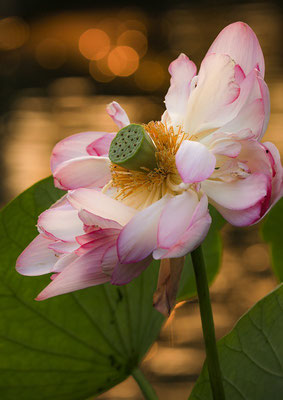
(53, 156), (111, 190)
(205, 22), (265, 76)
(154, 194), (211, 259)
(176, 140), (216, 183)
(86, 133), (115, 156)
(36, 242), (112, 300)
(106, 101), (130, 129)
(165, 53), (197, 127)
(68, 188), (136, 226)
(117, 196), (168, 264)
(51, 131), (111, 173)
(78, 209), (122, 231)
(38, 203), (84, 242)
(184, 54), (240, 134)
(202, 173), (269, 210)
(16, 235), (58, 276)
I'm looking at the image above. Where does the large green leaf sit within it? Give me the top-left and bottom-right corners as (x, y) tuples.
(189, 284), (283, 399)
(0, 177), (165, 399)
(261, 198), (283, 281)
(177, 206), (225, 301)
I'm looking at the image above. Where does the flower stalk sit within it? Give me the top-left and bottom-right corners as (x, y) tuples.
(132, 368), (158, 400)
(191, 245), (226, 400)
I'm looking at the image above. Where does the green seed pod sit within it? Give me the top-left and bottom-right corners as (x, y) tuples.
(109, 124), (157, 171)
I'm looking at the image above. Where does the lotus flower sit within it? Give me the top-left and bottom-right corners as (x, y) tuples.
(16, 22), (283, 315)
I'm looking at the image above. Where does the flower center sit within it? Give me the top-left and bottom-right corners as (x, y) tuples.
(107, 121), (187, 210)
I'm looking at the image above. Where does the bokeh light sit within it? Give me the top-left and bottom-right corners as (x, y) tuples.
(35, 39), (66, 69)
(117, 30), (147, 58)
(135, 60), (165, 91)
(79, 29), (110, 60)
(0, 17), (29, 51)
(107, 46), (139, 77)
(89, 60), (115, 83)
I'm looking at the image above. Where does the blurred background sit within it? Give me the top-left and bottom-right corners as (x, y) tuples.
(0, 0), (282, 398)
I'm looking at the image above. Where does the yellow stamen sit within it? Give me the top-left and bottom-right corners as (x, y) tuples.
(109, 121), (187, 209)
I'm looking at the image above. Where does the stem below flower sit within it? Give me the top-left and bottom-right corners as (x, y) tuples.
(191, 245), (226, 400)
(132, 368), (158, 400)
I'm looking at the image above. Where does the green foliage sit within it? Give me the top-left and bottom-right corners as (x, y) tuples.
(189, 284), (283, 399)
(0, 177), (164, 399)
(177, 206), (225, 301)
(261, 198), (283, 281)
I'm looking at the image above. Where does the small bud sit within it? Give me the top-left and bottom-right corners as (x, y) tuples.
(109, 124), (157, 172)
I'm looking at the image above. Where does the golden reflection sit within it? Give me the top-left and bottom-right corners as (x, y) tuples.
(79, 29), (110, 60)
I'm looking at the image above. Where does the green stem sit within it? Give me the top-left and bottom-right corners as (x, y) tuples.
(191, 245), (226, 400)
(132, 368), (158, 400)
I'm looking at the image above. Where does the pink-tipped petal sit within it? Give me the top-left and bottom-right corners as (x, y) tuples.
(51, 131), (111, 173)
(111, 256), (152, 285)
(165, 53), (197, 127)
(202, 173), (269, 210)
(257, 74), (270, 140)
(36, 242), (112, 300)
(154, 194), (211, 259)
(106, 101), (130, 129)
(78, 209), (122, 230)
(176, 140), (216, 183)
(117, 196), (168, 264)
(184, 54), (240, 134)
(263, 142), (283, 205)
(86, 133), (115, 156)
(16, 235), (58, 276)
(212, 201), (263, 227)
(157, 190), (199, 249)
(205, 22), (265, 76)
(53, 156), (111, 190)
(38, 204), (84, 242)
(68, 188), (136, 226)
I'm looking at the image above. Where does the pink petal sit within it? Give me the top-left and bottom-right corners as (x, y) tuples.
(106, 101), (130, 129)
(213, 201), (264, 227)
(154, 194), (211, 259)
(165, 53), (197, 127)
(202, 173), (269, 210)
(78, 209), (122, 231)
(68, 189), (136, 226)
(51, 131), (111, 173)
(211, 140), (242, 158)
(38, 203), (84, 242)
(51, 253), (78, 273)
(263, 142), (283, 206)
(48, 241), (79, 254)
(117, 196), (168, 264)
(157, 191), (199, 249)
(36, 242), (113, 300)
(86, 133), (115, 156)
(16, 234), (58, 276)
(215, 98), (265, 139)
(205, 22), (265, 77)
(184, 54), (240, 134)
(53, 156), (111, 190)
(257, 74), (270, 140)
(176, 140), (216, 183)
(111, 256), (152, 285)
